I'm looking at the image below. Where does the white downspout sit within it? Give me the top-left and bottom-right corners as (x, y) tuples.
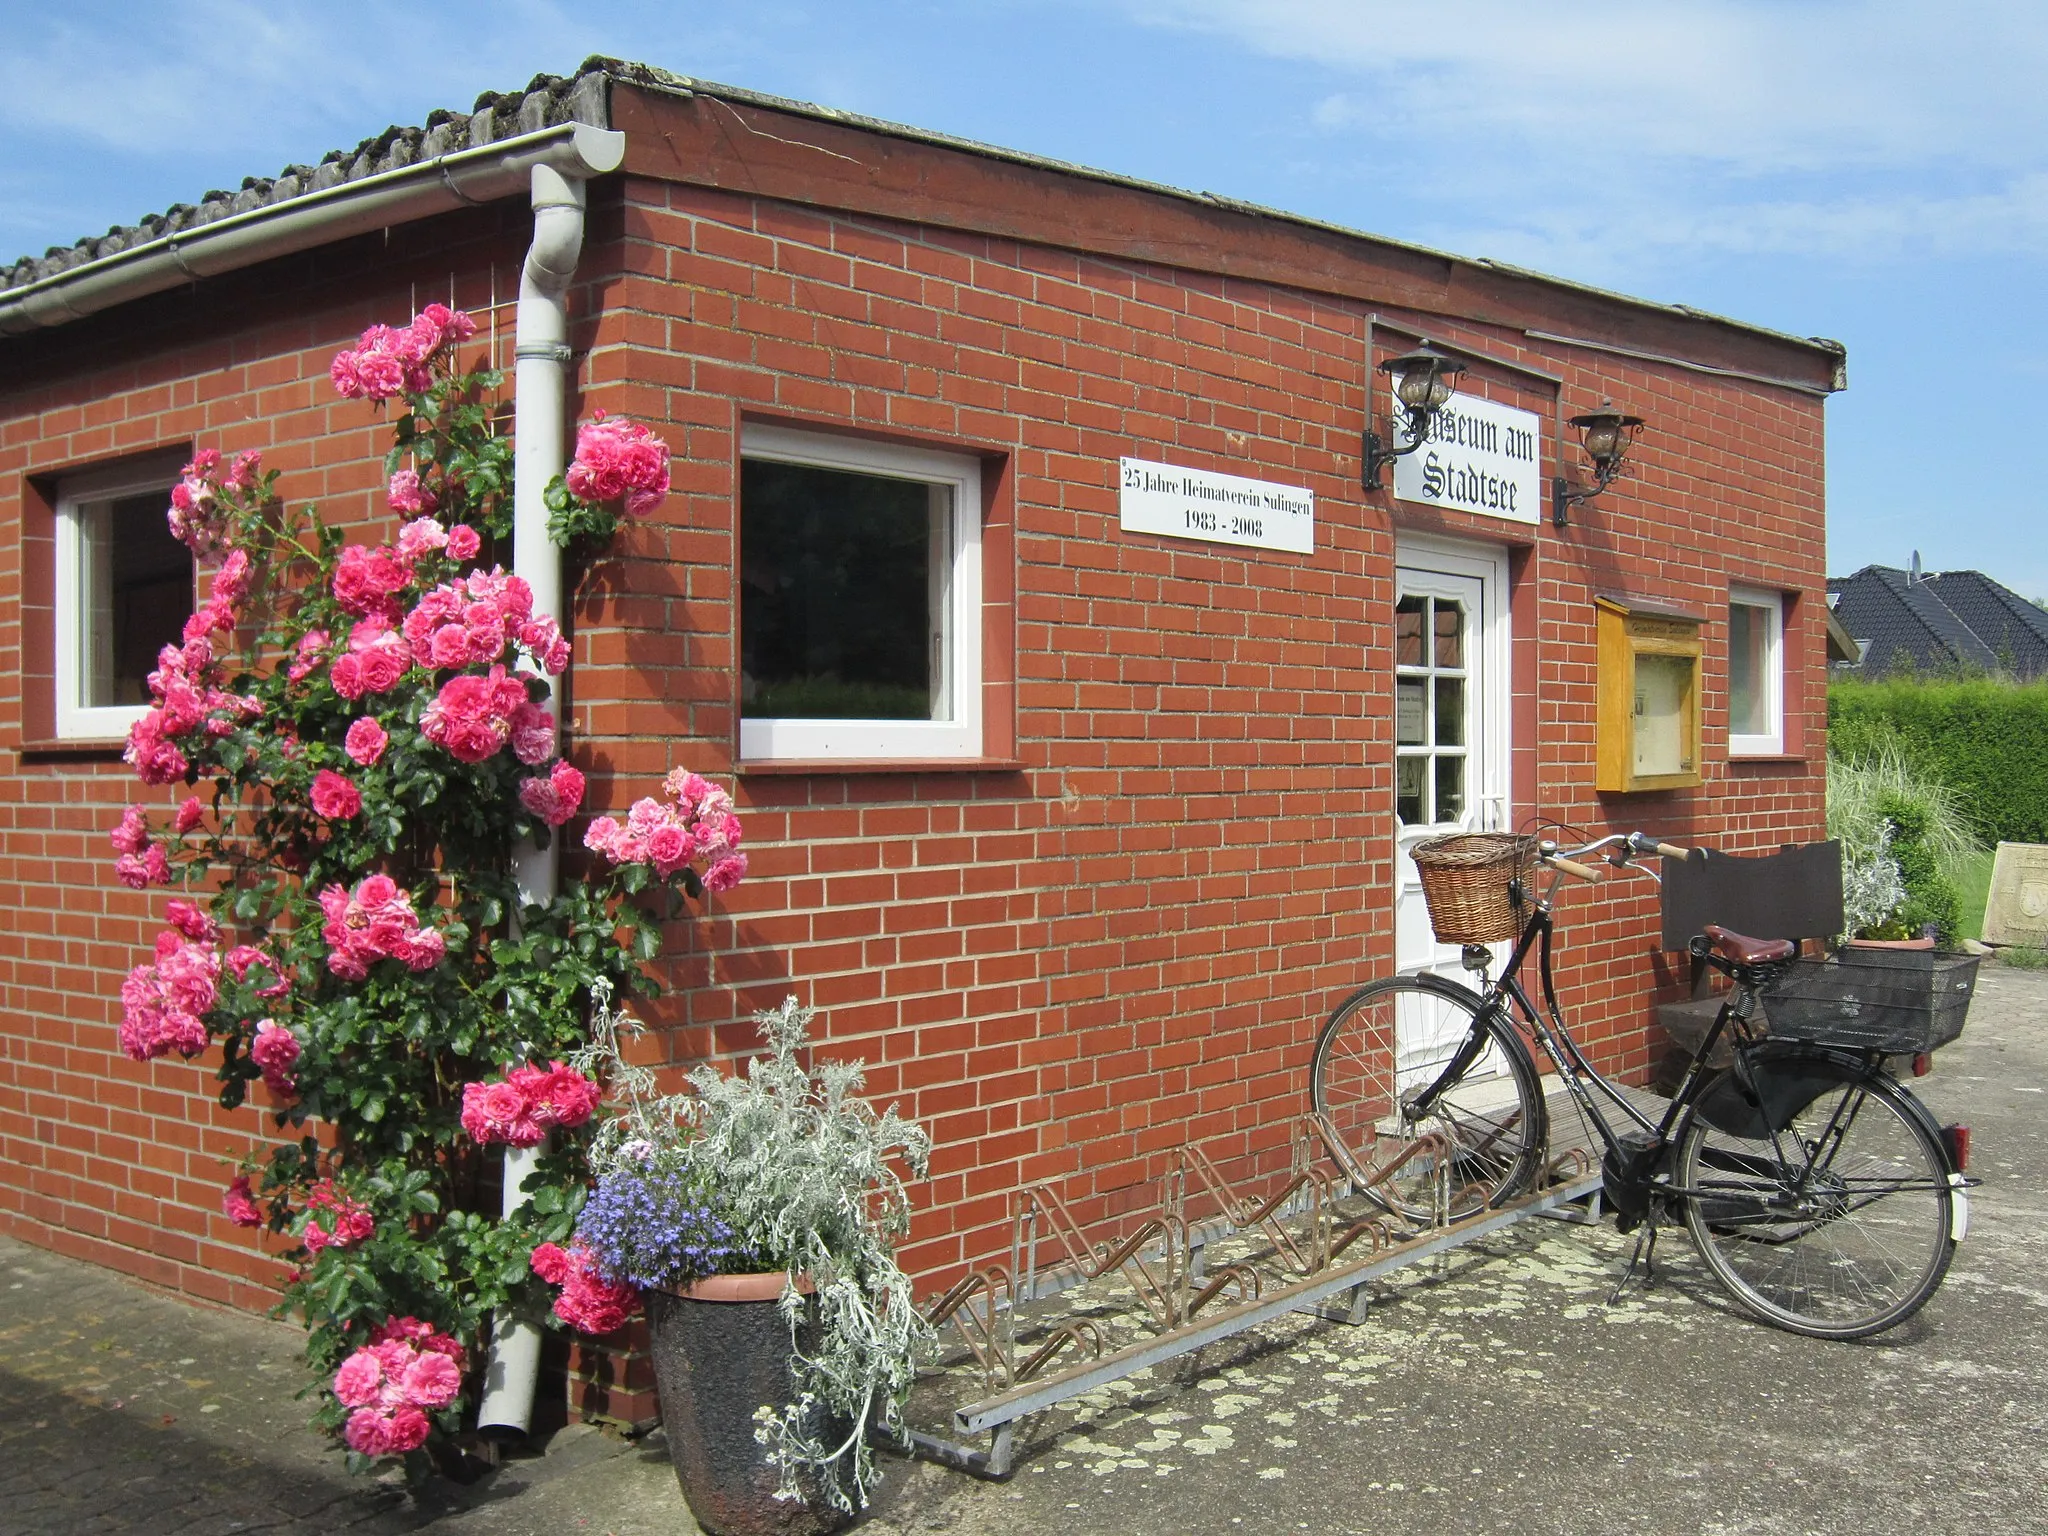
(476, 160), (591, 1443)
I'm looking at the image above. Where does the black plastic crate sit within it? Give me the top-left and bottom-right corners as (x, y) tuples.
(1762, 948), (1980, 1054)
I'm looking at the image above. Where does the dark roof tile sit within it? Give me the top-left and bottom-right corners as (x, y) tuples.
(0, 64), (615, 297)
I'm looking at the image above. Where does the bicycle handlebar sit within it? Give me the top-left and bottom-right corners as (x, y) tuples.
(1545, 854), (1603, 882)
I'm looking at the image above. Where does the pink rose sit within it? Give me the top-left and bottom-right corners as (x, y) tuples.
(344, 718), (389, 767)
(110, 805), (150, 855)
(508, 702), (556, 766)
(518, 761), (586, 827)
(704, 853), (749, 894)
(174, 797), (205, 834)
(387, 472), (436, 517)
(446, 524), (480, 562)
(645, 824), (689, 874)
(399, 1351), (461, 1410)
(328, 652), (365, 700)
(331, 545), (409, 621)
(250, 1019), (300, 1095)
(310, 769), (362, 820)
(223, 1175), (263, 1228)
(386, 1406), (431, 1452)
(565, 415), (670, 516)
(343, 1407), (394, 1455)
(165, 900), (218, 942)
(288, 630), (330, 682)
(333, 1350), (385, 1409)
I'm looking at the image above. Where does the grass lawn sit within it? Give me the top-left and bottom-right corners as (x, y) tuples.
(1959, 848), (1996, 942)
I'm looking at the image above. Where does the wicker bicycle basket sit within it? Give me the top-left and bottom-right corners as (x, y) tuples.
(1409, 833), (1540, 945)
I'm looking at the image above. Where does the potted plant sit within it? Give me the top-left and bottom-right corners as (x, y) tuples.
(530, 985), (933, 1536)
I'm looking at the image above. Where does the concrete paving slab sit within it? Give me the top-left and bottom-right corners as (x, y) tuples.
(4, 965), (2044, 1536)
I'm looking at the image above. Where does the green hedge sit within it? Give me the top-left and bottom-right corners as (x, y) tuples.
(1830, 677), (2048, 843)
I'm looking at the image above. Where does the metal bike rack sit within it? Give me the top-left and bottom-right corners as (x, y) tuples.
(894, 1116), (1603, 1478)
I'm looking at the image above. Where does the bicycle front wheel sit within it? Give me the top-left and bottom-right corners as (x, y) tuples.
(1676, 1061), (1956, 1339)
(1311, 976), (1547, 1223)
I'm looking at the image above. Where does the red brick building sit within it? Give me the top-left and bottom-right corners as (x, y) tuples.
(0, 61), (1837, 1325)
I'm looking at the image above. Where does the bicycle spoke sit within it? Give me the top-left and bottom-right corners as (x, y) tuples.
(1679, 1065), (1953, 1339)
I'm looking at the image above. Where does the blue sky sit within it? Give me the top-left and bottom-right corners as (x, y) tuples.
(3, 1), (2041, 593)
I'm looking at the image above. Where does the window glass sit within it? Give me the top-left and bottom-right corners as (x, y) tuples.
(1728, 601), (1769, 738)
(1727, 587), (1784, 756)
(88, 492), (192, 706)
(741, 460), (945, 721)
(737, 425), (983, 761)
(55, 465), (190, 739)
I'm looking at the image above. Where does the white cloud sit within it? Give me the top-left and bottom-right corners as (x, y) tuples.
(1120, 0), (2048, 270)
(1134, 0), (2048, 174)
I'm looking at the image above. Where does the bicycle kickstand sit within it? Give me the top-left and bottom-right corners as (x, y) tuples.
(1606, 1218), (1661, 1306)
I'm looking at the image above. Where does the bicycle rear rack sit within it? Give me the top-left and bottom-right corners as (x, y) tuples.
(893, 1113), (1602, 1477)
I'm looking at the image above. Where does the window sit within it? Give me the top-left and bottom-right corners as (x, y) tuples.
(53, 462), (191, 740)
(738, 424), (983, 761)
(1727, 586), (1784, 757)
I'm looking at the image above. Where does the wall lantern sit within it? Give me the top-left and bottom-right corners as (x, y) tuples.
(1552, 402), (1645, 529)
(1362, 347), (1467, 490)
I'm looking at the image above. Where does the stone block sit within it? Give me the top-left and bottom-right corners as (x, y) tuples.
(1983, 842), (2048, 948)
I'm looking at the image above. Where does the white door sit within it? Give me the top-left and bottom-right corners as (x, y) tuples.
(1392, 538), (1511, 1084)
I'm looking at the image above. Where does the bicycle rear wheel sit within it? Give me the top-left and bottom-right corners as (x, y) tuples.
(1310, 976), (1546, 1223)
(1676, 1060), (1956, 1339)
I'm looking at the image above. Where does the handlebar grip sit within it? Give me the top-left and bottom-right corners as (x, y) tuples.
(1653, 841), (1691, 861)
(1547, 855), (1603, 882)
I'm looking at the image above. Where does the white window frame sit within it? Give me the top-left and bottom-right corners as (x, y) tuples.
(738, 424), (984, 762)
(53, 460), (190, 742)
(1727, 585), (1785, 757)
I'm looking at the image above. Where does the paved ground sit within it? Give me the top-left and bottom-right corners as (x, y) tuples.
(5, 966), (2046, 1536)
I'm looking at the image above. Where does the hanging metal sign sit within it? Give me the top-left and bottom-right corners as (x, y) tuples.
(1392, 391), (1543, 525)
(1118, 457), (1315, 554)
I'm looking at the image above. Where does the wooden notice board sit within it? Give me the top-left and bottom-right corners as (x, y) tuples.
(1596, 595), (1703, 793)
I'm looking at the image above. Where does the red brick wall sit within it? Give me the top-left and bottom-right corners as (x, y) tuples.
(0, 89), (1828, 1327)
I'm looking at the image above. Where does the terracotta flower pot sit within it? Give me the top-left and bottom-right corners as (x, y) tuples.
(644, 1273), (854, 1536)
(1845, 936), (1937, 951)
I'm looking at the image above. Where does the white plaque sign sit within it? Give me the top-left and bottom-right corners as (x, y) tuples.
(1119, 458), (1315, 553)
(1392, 391), (1543, 525)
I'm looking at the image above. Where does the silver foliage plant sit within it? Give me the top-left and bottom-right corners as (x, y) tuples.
(576, 983), (934, 1511)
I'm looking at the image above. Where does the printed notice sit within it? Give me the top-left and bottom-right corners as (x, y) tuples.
(1391, 391), (1543, 525)
(1118, 458), (1315, 554)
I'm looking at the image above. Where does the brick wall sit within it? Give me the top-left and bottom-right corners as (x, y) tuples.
(0, 86), (1828, 1342)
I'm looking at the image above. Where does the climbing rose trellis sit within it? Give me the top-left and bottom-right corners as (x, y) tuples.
(107, 306), (740, 1470)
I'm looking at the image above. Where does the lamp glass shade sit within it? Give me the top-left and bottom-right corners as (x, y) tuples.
(1385, 348), (1465, 412)
(1582, 418), (1622, 462)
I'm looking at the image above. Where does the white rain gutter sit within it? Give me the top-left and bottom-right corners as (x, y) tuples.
(0, 123), (624, 335)
(476, 154), (602, 1443)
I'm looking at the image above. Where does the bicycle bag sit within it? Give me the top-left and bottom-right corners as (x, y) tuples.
(1601, 1128), (1668, 1231)
(1692, 1046), (1843, 1140)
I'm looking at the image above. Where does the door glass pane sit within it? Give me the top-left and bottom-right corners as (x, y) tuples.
(1396, 678), (1427, 746)
(1435, 755), (1465, 822)
(1397, 755), (1425, 825)
(1433, 600), (1464, 668)
(1434, 678), (1464, 746)
(1395, 596), (1426, 667)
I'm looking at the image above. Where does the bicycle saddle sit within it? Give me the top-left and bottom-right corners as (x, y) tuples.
(1701, 924), (1796, 966)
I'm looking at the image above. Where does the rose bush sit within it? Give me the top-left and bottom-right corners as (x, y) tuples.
(106, 306), (731, 1475)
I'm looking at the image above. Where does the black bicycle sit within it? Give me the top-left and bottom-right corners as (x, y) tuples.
(1309, 829), (1974, 1339)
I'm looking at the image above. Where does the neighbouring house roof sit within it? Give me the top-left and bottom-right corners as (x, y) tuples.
(1919, 570), (2048, 677)
(1, 58), (1848, 385)
(1826, 564), (2045, 678)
